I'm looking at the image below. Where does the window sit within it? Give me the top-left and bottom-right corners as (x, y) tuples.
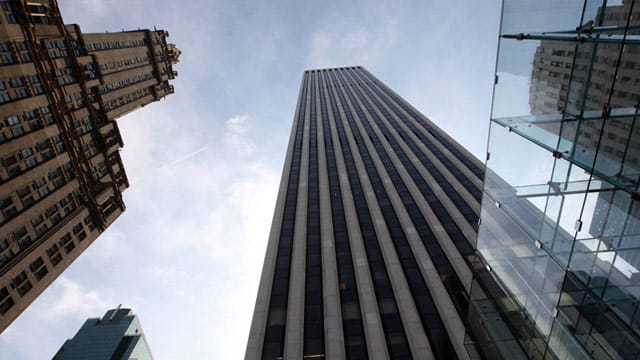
(59, 233), (74, 253)
(18, 190), (35, 207)
(0, 286), (14, 314)
(72, 223), (83, 235)
(29, 257), (48, 280)
(84, 215), (96, 231)
(46, 244), (62, 266)
(14, 88), (28, 98)
(1, 53), (14, 64)
(6, 13), (18, 24)
(6, 115), (19, 125)
(9, 77), (24, 87)
(12, 271), (32, 296)
(0, 196), (12, 209)
(34, 177), (46, 188)
(20, 147), (33, 158)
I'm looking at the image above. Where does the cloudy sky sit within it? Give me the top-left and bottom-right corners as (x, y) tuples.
(1, 0), (501, 358)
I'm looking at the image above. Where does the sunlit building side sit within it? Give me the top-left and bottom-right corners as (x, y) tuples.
(0, 0), (179, 332)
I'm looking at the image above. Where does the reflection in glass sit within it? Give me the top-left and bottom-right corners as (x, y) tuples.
(474, 1), (640, 359)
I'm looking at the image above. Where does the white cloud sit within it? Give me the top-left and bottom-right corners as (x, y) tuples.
(224, 114), (255, 155)
(44, 277), (112, 320)
(308, 12), (398, 68)
(0, 277), (114, 360)
(58, 0), (114, 23)
(310, 32), (332, 67)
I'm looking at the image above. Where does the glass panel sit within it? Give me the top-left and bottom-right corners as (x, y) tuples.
(477, 0), (640, 357)
(493, 38), (544, 119)
(548, 316), (589, 359)
(501, 0), (595, 35)
(477, 197), (565, 336)
(486, 121), (556, 197)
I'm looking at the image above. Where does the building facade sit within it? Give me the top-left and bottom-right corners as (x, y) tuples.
(53, 307), (153, 360)
(246, 67), (488, 359)
(474, 0), (640, 359)
(0, 0), (179, 332)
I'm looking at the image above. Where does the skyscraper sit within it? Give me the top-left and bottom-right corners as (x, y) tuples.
(246, 67), (487, 359)
(0, 0), (179, 331)
(53, 306), (153, 360)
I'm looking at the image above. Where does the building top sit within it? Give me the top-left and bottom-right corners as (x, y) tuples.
(53, 307), (153, 360)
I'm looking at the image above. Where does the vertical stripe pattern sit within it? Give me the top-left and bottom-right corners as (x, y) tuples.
(247, 67), (485, 360)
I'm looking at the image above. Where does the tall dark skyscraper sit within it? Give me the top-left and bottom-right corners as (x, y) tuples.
(0, 0), (179, 331)
(246, 67), (487, 359)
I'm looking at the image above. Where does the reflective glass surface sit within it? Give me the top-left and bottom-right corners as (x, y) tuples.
(476, 0), (640, 359)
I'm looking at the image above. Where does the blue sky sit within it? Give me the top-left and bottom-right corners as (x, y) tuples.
(0, 0), (501, 358)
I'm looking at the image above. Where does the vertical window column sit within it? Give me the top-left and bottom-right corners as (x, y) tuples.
(326, 70), (414, 359)
(261, 74), (309, 360)
(303, 72), (324, 357)
(334, 69), (456, 359)
(318, 70), (368, 359)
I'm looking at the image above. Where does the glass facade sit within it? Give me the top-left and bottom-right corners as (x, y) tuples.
(476, 0), (640, 359)
(53, 308), (153, 360)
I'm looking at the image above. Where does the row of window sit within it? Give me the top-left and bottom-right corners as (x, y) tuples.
(348, 69), (478, 246)
(0, 40), (31, 65)
(334, 69), (458, 358)
(2, 6), (50, 25)
(317, 72), (369, 359)
(323, 70), (413, 358)
(353, 68), (482, 217)
(0, 75), (43, 105)
(303, 74), (324, 356)
(358, 67), (483, 181)
(98, 72), (153, 95)
(0, 134), (65, 183)
(0, 213), (97, 317)
(86, 39), (145, 51)
(0, 187), (81, 272)
(103, 87), (152, 111)
(47, 47), (79, 59)
(339, 69), (473, 321)
(99, 55), (150, 74)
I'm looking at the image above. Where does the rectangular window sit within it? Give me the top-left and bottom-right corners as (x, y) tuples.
(0, 286), (14, 314)
(12, 271), (32, 296)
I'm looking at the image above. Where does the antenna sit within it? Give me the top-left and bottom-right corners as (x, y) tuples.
(109, 304), (122, 321)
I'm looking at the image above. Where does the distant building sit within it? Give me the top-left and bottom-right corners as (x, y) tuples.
(53, 307), (153, 360)
(0, 0), (179, 331)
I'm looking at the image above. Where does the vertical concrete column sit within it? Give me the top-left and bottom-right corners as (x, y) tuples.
(245, 76), (306, 359)
(316, 72), (346, 359)
(335, 72), (434, 359)
(283, 75), (311, 359)
(325, 71), (389, 360)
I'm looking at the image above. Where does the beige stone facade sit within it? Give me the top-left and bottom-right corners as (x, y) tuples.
(0, 0), (179, 332)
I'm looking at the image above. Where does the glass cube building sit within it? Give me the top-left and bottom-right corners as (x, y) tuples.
(473, 0), (640, 359)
